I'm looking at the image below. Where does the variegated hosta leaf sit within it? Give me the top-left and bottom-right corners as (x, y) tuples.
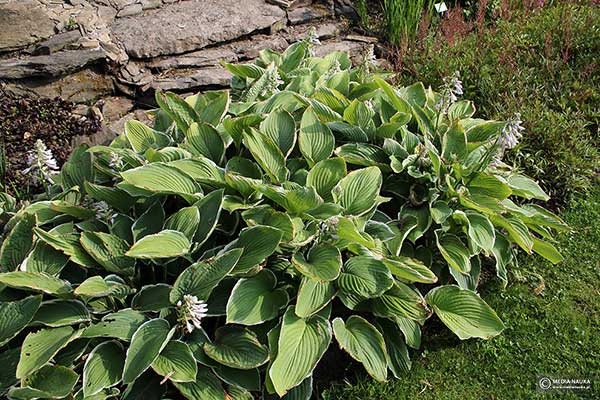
(337, 256), (393, 300)
(332, 166), (382, 216)
(269, 307), (331, 397)
(298, 107), (335, 167)
(295, 277), (336, 318)
(0, 213), (35, 272)
(125, 230), (191, 259)
(291, 244), (342, 282)
(83, 341), (125, 397)
(426, 285), (505, 340)
(0, 295), (42, 346)
(0, 272), (71, 296)
(31, 299), (90, 327)
(333, 316), (387, 382)
(81, 309), (146, 341)
(151, 340), (197, 383)
(226, 269), (289, 325)
(173, 367), (225, 400)
(203, 326), (269, 370)
(229, 226), (283, 274)
(122, 319), (175, 384)
(306, 157), (347, 202)
(10, 365), (78, 400)
(16, 326), (75, 378)
(170, 248), (242, 304)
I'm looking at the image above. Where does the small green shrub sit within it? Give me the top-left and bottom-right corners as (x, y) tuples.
(394, 2), (600, 204)
(0, 38), (567, 399)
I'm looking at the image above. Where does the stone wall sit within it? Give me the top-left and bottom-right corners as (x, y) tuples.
(0, 0), (372, 143)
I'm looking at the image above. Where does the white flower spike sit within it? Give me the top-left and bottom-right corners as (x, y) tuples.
(178, 294), (209, 333)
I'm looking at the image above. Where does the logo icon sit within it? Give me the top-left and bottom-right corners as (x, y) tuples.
(539, 377), (552, 390)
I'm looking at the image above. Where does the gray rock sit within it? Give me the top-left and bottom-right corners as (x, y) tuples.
(117, 3), (143, 17)
(141, 0), (161, 10)
(288, 5), (332, 25)
(6, 67), (114, 103)
(99, 96), (135, 122)
(0, 49), (106, 79)
(149, 67), (232, 92)
(314, 39), (367, 60)
(111, 0), (286, 58)
(32, 31), (83, 56)
(0, 1), (55, 51)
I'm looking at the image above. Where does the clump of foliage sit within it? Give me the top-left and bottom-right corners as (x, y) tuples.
(382, 0), (435, 44)
(0, 91), (101, 198)
(394, 2), (599, 204)
(0, 37), (567, 399)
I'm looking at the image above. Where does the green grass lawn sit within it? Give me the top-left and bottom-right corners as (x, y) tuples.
(323, 189), (600, 399)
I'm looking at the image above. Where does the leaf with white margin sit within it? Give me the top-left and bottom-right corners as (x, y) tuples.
(122, 319), (175, 384)
(269, 307), (331, 396)
(332, 316), (387, 382)
(83, 341), (125, 397)
(226, 269), (289, 325)
(126, 230), (191, 259)
(151, 340), (197, 383)
(426, 285), (505, 340)
(332, 166), (382, 216)
(203, 326), (269, 370)
(0, 295), (41, 346)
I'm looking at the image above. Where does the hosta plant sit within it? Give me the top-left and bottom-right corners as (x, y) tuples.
(0, 37), (567, 399)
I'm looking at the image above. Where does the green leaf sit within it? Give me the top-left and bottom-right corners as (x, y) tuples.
(193, 189), (225, 245)
(395, 316), (421, 349)
(295, 277), (336, 318)
(132, 284), (172, 312)
(33, 228), (97, 267)
(83, 341), (125, 397)
(306, 158), (347, 202)
(32, 299), (90, 327)
(120, 163), (201, 198)
(260, 109), (297, 157)
(490, 214), (533, 252)
(155, 91), (199, 133)
(0, 295), (41, 346)
(126, 230), (191, 259)
(0, 213), (35, 272)
(291, 244), (342, 282)
(204, 326), (269, 369)
(332, 316), (387, 382)
(231, 226), (283, 274)
(17, 326), (75, 378)
(442, 121), (467, 161)
(125, 120), (170, 153)
(81, 309), (146, 341)
(464, 211), (495, 252)
(382, 256), (437, 284)
(74, 276), (133, 298)
(226, 269), (289, 325)
(199, 90), (230, 126)
(173, 367), (225, 400)
(333, 166), (382, 216)
(370, 282), (430, 321)
(151, 341), (197, 383)
(171, 248), (242, 304)
(376, 318), (411, 378)
(20, 242), (69, 276)
(467, 174), (512, 200)
(337, 256), (393, 299)
(164, 206), (200, 241)
(221, 62), (265, 79)
(298, 107), (335, 166)
(435, 231), (472, 273)
(84, 182), (135, 213)
(430, 200), (453, 224)
(212, 365), (260, 392)
(507, 174), (550, 201)
(374, 76), (411, 114)
(448, 100), (476, 121)
(185, 122), (225, 163)
(426, 285), (505, 340)
(122, 319), (174, 384)
(0, 272), (71, 295)
(10, 365), (78, 400)
(80, 232), (135, 275)
(532, 237), (563, 264)
(269, 307), (331, 396)
(243, 128), (288, 183)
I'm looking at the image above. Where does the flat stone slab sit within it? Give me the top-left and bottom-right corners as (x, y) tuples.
(0, 49), (106, 79)
(111, 0), (286, 58)
(0, 1), (55, 51)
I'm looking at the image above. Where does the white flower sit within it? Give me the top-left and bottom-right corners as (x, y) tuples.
(22, 139), (59, 185)
(305, 27), (321, 56)
(361, 45), (377, 73)
(177, 294), (208, 333)
(92, 201), (112, 221)
(260, 66), (284, 97)
(499, 113), (525, 151)
(108, 151), (124, 170)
